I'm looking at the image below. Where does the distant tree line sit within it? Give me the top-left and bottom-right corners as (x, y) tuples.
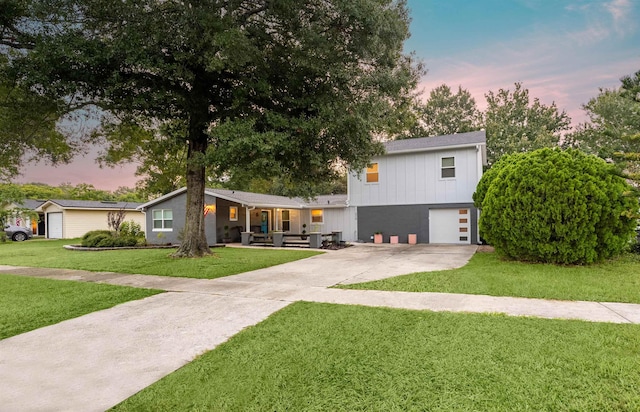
(0, 182), (146, 205)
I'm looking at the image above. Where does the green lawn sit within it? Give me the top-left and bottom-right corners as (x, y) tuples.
(0, 239), (321, 279)
(112, 302), (640, 411)
(339, 251), (640, 304)
(0, 274), (161, 339)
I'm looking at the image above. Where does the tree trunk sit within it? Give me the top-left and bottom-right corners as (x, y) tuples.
(171, 131), (212, 258)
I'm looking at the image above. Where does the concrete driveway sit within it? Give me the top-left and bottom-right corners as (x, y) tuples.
(1, 243), (639, 411)
(224, 243), (477, 287)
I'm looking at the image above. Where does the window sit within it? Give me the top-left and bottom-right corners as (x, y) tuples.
(152, 209), (173, 231)
(311, 209), (324, 224)
(366, 163), (379, 183)
(441, 157), (455, 178)
(281, 210), (290, 231)
(229, 206), (238, 221)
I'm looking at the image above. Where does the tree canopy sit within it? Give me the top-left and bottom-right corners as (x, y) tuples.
(2, 0), (422, 257)
(410, 84), (481, 137)
(565, 70), (640, 182)
(0, 56), (77, 181)
(484, 82), (571, 165)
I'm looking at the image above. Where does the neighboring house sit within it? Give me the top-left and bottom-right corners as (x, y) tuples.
(139, 131), (486, 245)
(348, 131), (486, 244)
(1, 200), (46, 235)
(36, 200), (145, 239)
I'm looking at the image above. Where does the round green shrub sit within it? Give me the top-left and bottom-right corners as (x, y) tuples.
(477, 148), (638, 264)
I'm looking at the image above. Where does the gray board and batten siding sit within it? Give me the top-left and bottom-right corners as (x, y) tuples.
(144, 192), (218, 245)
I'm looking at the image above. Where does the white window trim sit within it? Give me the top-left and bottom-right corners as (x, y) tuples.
(281, 210), (291, 231)
(440, 156), (456, 180)
(365, 162), (380, 185)
(311, 209), (324, 225)
(229, 206), (238, 222)
(152, 209), (173, 231)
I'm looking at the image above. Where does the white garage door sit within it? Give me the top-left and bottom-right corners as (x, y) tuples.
(429, 208), (471, 244)
(47, 212), (63, 239)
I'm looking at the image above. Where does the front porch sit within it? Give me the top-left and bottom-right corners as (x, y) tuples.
(241, 231), (343, 249)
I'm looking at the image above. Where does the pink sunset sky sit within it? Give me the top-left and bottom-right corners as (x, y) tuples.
(17, 0), (640, 191)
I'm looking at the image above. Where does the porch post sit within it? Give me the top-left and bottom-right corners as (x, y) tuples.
(274, 209), (278, 231)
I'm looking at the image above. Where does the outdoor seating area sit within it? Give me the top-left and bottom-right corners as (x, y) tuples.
(241, 231), (343, 249)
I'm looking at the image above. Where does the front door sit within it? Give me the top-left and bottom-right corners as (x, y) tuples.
(260, 211), (269, 233)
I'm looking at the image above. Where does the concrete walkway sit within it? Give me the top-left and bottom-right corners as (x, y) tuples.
(1, 244), (640, 411)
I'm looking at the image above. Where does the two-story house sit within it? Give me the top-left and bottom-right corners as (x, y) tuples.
(138, 131), (486, 245)
(348, 131), (486, 244)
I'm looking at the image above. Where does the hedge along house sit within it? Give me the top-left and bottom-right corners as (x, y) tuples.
(137, 188), (350, 245)
(36, 200), (145, 239)
(348, 131), (487, 244)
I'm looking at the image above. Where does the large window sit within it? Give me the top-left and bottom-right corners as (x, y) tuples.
(311, 209), (324, 224)
(229, 206), (238, 221)
(281, 210), (290, 231)
(366, 163), (379, 183)
(441, 157), (455, 178)
(152, 209), (173, 230)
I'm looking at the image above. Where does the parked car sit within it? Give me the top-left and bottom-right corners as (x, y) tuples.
(4, 224), (33, 241)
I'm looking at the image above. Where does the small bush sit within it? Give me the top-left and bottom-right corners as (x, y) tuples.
(119, 220), (144, 239)
(476, 148), (638, 264)
(96, 235), (139, 248)
(81, 231), (114, 247)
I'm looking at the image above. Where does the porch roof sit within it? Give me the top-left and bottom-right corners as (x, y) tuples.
(205, 188), (307, 209)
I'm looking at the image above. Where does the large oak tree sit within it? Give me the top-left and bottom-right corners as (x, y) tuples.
(2, 0), (422, 257)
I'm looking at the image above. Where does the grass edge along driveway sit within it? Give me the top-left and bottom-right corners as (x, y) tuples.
(339, 251), (640, 304)
(0, 273), (161, 340)
(112, 302), (640, 411)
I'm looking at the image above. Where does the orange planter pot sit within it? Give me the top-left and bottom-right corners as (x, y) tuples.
(408, 234), (417, 244)
(374, 234), (383, 244)
(390, 235), (399, 244)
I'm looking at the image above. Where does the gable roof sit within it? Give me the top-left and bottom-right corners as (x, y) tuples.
(37, 199), (143, 211)
(9, 200), (46, 210)
(383, 130), (486, 155)
(138, 187), (348, 210)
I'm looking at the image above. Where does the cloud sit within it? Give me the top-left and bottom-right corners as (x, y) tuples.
(417, 25), (640, 128)
(414, 0), (639, 127)
(565, 0), (636, 42)
(604, 0), (635, 36)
